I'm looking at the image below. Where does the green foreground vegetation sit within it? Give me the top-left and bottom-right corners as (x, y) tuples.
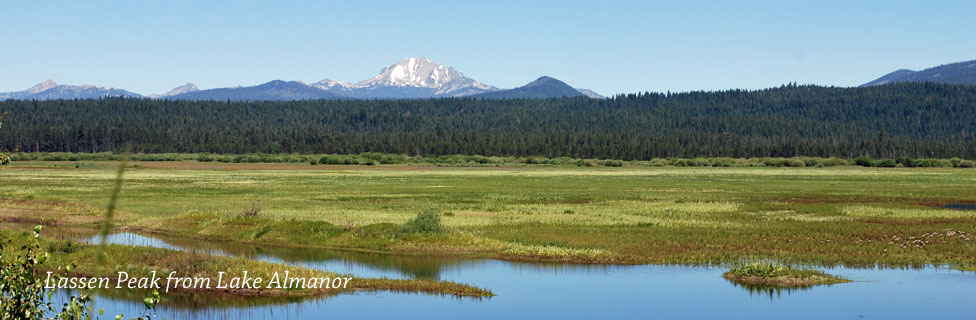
(1, 161), (974, 270)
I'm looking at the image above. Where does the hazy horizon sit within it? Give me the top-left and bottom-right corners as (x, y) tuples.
(2, 0), (974, 95)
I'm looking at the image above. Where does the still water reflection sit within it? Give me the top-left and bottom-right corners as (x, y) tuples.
(0, 223), (970, 319)
(79, 232), (976, 320)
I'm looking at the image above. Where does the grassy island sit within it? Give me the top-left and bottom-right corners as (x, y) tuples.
(723, 262), (849, 287)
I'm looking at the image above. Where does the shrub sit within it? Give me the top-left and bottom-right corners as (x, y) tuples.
(915, 159), (951, 168)
(949, 158), (963, 167)
(692, 158), (711, 167)
(821, 157), (848, 167)
(600, 160), (623, 167)
(0, 226), (160, 319)
(710, 158), (733, 167)
(800, 157), (819, 167)
(895, 156), (916, 167)
(400, 210), (445, 233)
(319, 155), (342, 165)
(762, 158), (789, 167)
(873, 159), (897, 167)
(854, 156), (872, 167)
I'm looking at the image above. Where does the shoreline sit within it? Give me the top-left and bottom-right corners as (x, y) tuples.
(0, 227), (495, 299)
(3, 214), (973, 273)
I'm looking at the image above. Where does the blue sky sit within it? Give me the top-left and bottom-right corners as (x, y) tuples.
(1, 0), (974, 96)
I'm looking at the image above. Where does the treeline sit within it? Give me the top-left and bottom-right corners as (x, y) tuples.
(8, 152), (975, 168)
(1, 82), (976, 159)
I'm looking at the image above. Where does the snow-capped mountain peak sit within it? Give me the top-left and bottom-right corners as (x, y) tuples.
(313, 78), (351, 89)
(27, 79), (58, 94)
(355, 57), (467, 88)
(150, 83), (200, 98)
(164, 83), (199, 96)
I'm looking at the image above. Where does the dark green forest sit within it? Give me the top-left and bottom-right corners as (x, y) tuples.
(1, 82), (975, 160)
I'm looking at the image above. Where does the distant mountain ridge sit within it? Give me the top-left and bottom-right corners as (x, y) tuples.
(474, 76), (587, 99)
(0, 80), (142, 100)
(863, 59), (976, 86)
(1, 58), (602, 100)
(167, 80), (343, 101)
(149, 83), (199, 98)
(575, 88), (605, 99)
(309, 57), (498, 99)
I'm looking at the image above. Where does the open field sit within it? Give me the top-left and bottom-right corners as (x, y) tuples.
(2, 161), (975, 269)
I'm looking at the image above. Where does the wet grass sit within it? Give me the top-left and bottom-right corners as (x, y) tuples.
(1, 162), (975, 268)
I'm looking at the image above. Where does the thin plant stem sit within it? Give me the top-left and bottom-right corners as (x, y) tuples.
(97, 152), (128, 263)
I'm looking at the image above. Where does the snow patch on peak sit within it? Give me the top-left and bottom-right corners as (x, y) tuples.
(313, 78), (352, 89)
(311, 57), (497, 98)
(356, 57), (467, 88)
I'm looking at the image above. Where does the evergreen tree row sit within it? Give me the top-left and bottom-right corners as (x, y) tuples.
(1, 82), (975, 160)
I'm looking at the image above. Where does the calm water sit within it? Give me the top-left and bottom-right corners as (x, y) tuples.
(942, 203), (976, 210)
(57, 232), (975, 319)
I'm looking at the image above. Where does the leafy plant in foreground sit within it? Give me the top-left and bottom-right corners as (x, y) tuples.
(0, 125), (160, 318)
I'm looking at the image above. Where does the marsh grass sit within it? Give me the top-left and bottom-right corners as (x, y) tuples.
(0, 231), (493, 298)
(842, 205), (976, 219)
(2, 164), (975, 268)
(723, 261), (849, 287)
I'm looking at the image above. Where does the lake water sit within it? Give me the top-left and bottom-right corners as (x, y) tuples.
(942, 203), (976, 210)
(61, 232), (976, 320)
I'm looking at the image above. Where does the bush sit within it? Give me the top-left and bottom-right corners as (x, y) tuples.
(400, 210), (445, 233)
(854, 156), (872, 167)
(873, 159), (897, 167)
(915, 159), (951, 168)
(821, 157), (848, 167)
(600, 160), (623, 167)
(895, 156), (916, 167)
(710, 158), (733, 167)
(0, 226), (160, 319)
(949, 158), (963, 167)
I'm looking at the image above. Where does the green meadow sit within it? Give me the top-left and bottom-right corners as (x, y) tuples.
(2, 161), (975, 269)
